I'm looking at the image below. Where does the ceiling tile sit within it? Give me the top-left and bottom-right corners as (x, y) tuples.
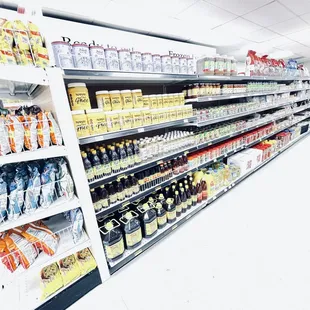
(278, 0), (310, 15)
(287, 28), (310, 45)
(267, 36), (294, 47)
(177, 0), (237, 29)
(204, 0), (273, 16)
(268, 17), (309, 35)
(301, 12), (310, 23)
(212, 17), (262, 36)
(279, 42), (310, 55)
(242, 28), (279, 43)
(243, 2), (296, 27)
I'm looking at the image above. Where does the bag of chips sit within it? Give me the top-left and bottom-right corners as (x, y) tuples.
(0, 239), (19, 272)
(46, 112), (62, 146)
(37, 111), (50, 148)
(27, 21), (43, 48)
(24, 162), (41, 214)
(0, 172), (8, 223)
(22, 115), (38, 151)
(7, 115), (24, 153)
(0, 116), (10, 156)
(40, 263), (63, 300)
(13, 221), (59, 256)
(3, 231), (38, 269)
(56, 158), (74, 199)
(76, 248), (97, 275)
(12, 20), (30, 51)
(40, 160), (57, 208)
(58, 254), (80, 286)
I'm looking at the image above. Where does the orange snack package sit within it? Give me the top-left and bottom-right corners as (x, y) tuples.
(17, 115), (38, 151)
(3, 231), (38, 269)
(0, 239), (19, 272)
(37, 111), (50, 148)
(13, 221), (59, 256)
(7, 115), (24, 153)
(46, 112), (62, 146)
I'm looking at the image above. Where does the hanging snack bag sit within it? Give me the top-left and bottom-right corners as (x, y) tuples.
(46, 111), (62, 146)
(24, 162), (41, 214)
(40, 160), (57, 208)
(12, 20), (30, 51)
(7, 115), (24, 153)
(0, 44), (16, 65)
(67, 208), (84, 244)
(0, 19), (14, 46)
(27, 21), (43, 48)
(37, 110), (50, 148)
(33, 46), (50, 68)
(55, 158), (74, 199)
(7, 170), (24, 220)
(0, 239), (19, 272)
(13, 221), (59, 256)
(0, 173), (7, 222)
(13, 47), (33, 66)
(40, 263), (63, 300)
(58, 254), (81, 286)
(0, 116), (10, 155)
(4, 230), (38, 269)
(76, 248), (97, 275)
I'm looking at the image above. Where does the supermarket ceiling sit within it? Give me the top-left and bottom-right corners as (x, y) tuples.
(4, 0), (310, 62)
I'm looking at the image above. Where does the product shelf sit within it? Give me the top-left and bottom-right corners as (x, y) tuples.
(79, 117), (196, 145)
(63, 69), (196, 84)
(0, 66), (49, 99)
(89, 105), (307, 189)
(196, 75), (310, 82)
(0, 213), (90, 288)
(194, 95), (310, 127)
(95, 110), (310, 218)
(109, 129), (310, 273)
(185, 87), (310, 104)
(0, 145), (67, 166)
(0, 195), (80, 233)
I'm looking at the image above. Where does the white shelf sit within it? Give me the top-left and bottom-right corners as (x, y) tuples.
(1, 214), (90, 288)
(0, 195), (80, 233)
(0, 145), (67, 166)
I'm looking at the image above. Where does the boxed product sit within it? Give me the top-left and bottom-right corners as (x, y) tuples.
(227, 152), (253, 176)
(241, 148), (263, 169)
(76, 248), (97, 275)
(58, 254), (81, 286)
(40, 263), (63, 300)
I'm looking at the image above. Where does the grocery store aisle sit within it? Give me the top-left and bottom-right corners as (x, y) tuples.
(71, 135), (310, 310)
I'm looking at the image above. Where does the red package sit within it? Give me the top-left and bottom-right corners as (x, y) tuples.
(246, 50), (258, 76)
(0, 239), (19, 272)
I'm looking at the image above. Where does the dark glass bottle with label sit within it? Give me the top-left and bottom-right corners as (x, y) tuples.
(110, 146), (120, 174)
(164, 187), (170, 200)
(82, 153), (94, 182)
(201, 180), (208, 201)
(90, 188), (101, 212)
(123, 177), (132, 198)
(108, 183), (117, 205)
(137, 172), (145, 191)
(99, 147), (112, 176)
(174, 191), (182, 217)
(119, 144), (128, 171)
(116, 180), (125, 201)
(165, 198), (176, 223)
(196, 182), (202, 203)
(91, 149), (104, 179)
(185, 185), (192, 210)
(97, 185), (109, 209)
(126, 142), (135, 168)
(155, 202), (167, 229)
(139, 203), (158, 238)
(129, 174), (140, 194)
(191, 181), (198, 206)
(180, 188), (187, 214)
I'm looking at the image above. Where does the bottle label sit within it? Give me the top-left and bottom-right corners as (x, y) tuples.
(125, 187), (132, 197)
(101, 198), (109, 208)
(176, 204), (182, 213)
(120, 157), (128, 169)
(145, 219), (158, 236)
(133, 184), (140, 194)
(94, 165), (104, 178)
(202, 190), (208, 200)
(112, 160), (120, 172)
(117, 192), (125, 201)
(86, 168), (94, 181)
(182, 202), (187, 211)
(105, 239), (124, 260)
(110, 194), (117, 204)
(103, 164), (112, 175)
(167, 209), (176, 220)
(134, 154), (142, 164)
(126, 228), (142, 247)
(187, 198), (192, 207)
(192, 195), (197, 203)
(157, 214), (167, 226)
(128, 155), (135, 167)
(93, 202), (102, 211)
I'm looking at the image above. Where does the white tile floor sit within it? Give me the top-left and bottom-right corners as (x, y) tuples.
(71, 135), (310, 310)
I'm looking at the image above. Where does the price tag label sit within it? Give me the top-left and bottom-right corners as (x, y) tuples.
(184, 151), (189, 155)
(156, 186), (161, 192)
(232, 183), (235, 187)
(184, 119), (189, 123)
(95, 136), (102, 142)
(213, 159), (217, 163)
(135, 249), (143, 257)
(224, 188), (227, 192)
(208, 142), (212, 146)
(186, 214), (192, 220)
(172, 224), (178, 230)
(170, 179), (176, 184)
(122, 201), (130, 208)
(157, 160), (163, 165)
(138, 128), (145, 133)
(213, 196), (217, 201)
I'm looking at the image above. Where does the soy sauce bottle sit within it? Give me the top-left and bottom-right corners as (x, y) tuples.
(97, 185), (109, 209)
(111, 146), (120, 174)
(185, 185), (192, 210)
(116, 180), (125, 201)
(191, 182), (198, 206)
(91, 150), (104, 179)
(138, 203), (158, 238)
(91, 188), (102, 212)
(108, 183), (117, 205)
(129, 174), (140, 194)
(180, 188), (187, 214)
(99, 147), (112, 176)
(82, 153), (94, 182)
(126, 142), (135, 168)
(165, 198), (176, 223)
(174, 191), (182, 217)
(155, 202), (167, 229)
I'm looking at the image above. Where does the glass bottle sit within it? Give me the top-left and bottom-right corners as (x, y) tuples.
(110, 146), (120, 174)
(174, 190), (182, 217)
(82, 153), (95, 182)
(185, 185), (192, 210)
(180, 188), (187, 214)
(99, 147), (112, 176)
(191, 181), (198, 206)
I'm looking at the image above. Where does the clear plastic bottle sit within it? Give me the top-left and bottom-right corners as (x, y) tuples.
(119, 144), (128, 171)
(82, 153), (95, 182)
(99, 147), (112, 176)
(91, 149), (104, 179)
(110, 146), (120, 174)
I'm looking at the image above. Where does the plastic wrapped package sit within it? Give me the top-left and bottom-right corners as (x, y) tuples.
(40, 160), (57, 208)
(0, 239), (19, 272)
(55, 158), (74, 199)
(37, 111), (50, 148)
(24, 162), (41, 214)
(40, 263), (63, 300)
(65, 208), (84, 244)
(58, 254), (80, 286)
(7, 115), (24, 153)
(0, 117), (10, 155)
(22, 115), (38, 151)
(0, 173), (7, 222)
(46, 112), (62, 145)
(76, 248), (97, 275)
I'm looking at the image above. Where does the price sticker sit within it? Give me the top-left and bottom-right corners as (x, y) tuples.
(138, 128), (145, 133)
(213, 159), (217, 163)
(224, 188), (228, 192)
(186, 214), (192, 220)
(156, 186), (161, 192)
(208, 142), (212, 146)
(184, 119), (189, 123)
(232, 183), (235, 187)
(172, 224), (178, 230)
(135, 249), (143, 257)
(184, 151), (189, 155)
(122, 201), (130, 208)
(157, 160), (163, 165)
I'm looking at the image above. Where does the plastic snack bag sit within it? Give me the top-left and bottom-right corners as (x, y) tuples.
(37, 111), (50, 148)
(33, 46), (50, 68)
(13, 20), (30, 51)
(56, 158), (74, 199)
(0, 19), (14, 46)
(40, 160), (57, 208)
(40, 263), (63, 300)
(58, 254), (80, 286)
(7, 115), (24, 153)
(21, 114), (38, 151)
(27, 21), (43, 48)
(0, 239), (19, 272)
(0, 116), (10, 156)
(76, 248), (97, 275)
(4, 231), (38, 269)
(13, 221), (59, 256)
(0, 173), (8, 223)
(67, 208), (84, 244)
(46, 111), (62, 146)
(24, 163), (41, 214)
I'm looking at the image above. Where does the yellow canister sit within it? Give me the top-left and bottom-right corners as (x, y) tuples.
(141, 108), (152, 126)
(132, 89), (143, 108)
(109, 90), (122, 110)
(121, 90), (134, 110)
(95, 90), (112, 111)
(119, 110), (133, 129)
(149, 95), (158, 109)
(168, 94), (174, 107)
(151, 110), (159, 124)
(162, 94), (169, 108)
(68, 83), (91, 111)
(142, 95), (150, 108)
(131, 109), (143, 127)
(157, 108), (166, 123)
(169, 108), (177, 120)
(71, 110), (90, 138)
(176, 106), (184, 119)
(173, 93), (180, 106)
(179, 92), (185, 105)
(157, 94), (163, 108)
(106, 111), (121, 132)
(86, 109), (107, 135)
